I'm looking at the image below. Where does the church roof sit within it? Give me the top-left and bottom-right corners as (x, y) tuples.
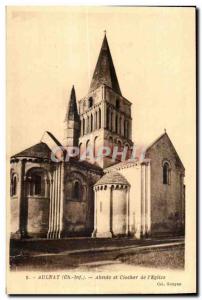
(11, 142), (52, 159)
(94, 172), (130, 186)
(104, 159), (139, 172)
(145, 131), (185, 170)
(65, 85), (79, 122)
(89, 34), (122, 95)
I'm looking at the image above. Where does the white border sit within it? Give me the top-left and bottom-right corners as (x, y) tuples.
(0, 1), (200, 299)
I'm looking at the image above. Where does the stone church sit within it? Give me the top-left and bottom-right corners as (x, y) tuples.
(10, 34), (185, 240)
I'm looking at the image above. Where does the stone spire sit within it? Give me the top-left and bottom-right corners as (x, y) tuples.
(65, 85), (79, 122)
(89, 33), (122, 95)
(64, 86), (80, 147)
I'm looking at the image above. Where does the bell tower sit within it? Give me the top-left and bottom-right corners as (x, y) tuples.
(78, 34), (133, 168)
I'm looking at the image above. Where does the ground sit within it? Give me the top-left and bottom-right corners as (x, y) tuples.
(10, 237), (184, 272)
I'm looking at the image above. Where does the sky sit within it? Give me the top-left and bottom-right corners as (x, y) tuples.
(6, 6), (196, 277)
(7, 6), (195, 174)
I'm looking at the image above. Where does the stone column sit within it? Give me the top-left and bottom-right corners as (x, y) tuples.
(92, 112), (95, 131)
(146, 162), (151, 236)
(47, 163), (64, 239)
(59, 161), (65, 238)
(49, 171), (55, 238)
(56, 164), (61, 238)
(92, 187), (97, 237)
(109, 185), (113, 236)
(48, 169), (57, 239)
(47, 174), (53, 238)
(44, 175), (49, 198)
(17, 159), (26, 238)
(125, 186), (130, 235)
(141, 163), (146, 237)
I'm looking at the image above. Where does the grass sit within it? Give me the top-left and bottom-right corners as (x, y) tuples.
(10, 240), (185, 271)
(118, 245), (184, 269)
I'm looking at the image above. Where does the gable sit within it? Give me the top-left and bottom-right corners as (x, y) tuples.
(145, 133), (185, 171)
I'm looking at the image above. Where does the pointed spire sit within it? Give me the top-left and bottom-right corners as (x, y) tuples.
(89, 33), (122, 95)
(65, 85), (79, 122)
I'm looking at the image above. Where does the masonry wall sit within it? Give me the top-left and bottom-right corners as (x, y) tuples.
(145, 134), (185, 236)
(112, 189), (127, 235)
(27, 197), (49, 237)
(112, 163), (142, 238)
(10, 197), (19, 236)
(62, 163), (102, 237)
(96, 189), (111, 237)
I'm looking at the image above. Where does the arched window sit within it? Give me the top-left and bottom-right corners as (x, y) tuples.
(11, 174), (17, 196)
(124, 120), (128, 138)
(119, 116), (122, 134)
(117, 140), (122, 151)
(99, 108), (101, 129)
(88, 97), (93, 108)
(90, 114), (93, 132)
(83, 118), (85, 135)
(79, 143), (82, 157)
(87, 116), (90, 133)
(73, 181), (81, 199)
(116, 99), (120, 109)
(27, 168), (46, 197)
(124, 143), (130, 160)
(106, 107), (110, 130)
(123, 118), (125, 136)
(115, 114), (118, 133)
(163, 162), (170, 184)
(29, 174), (43, 196)
(34, 175), (42, 195)
(86, 139), (90, 156)
(111, 111), (113, 131)
(95, 111), (98, 130)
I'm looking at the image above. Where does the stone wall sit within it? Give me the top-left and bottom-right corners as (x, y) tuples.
(10, 197), (19, 236)
(114, 163), (142, 238)
(96, 188), (111, 237)
(62, 162), (102, 237)
(145, 133), (185, 236)
(27, 196), (49, 237)
(112, 189), (127, 235)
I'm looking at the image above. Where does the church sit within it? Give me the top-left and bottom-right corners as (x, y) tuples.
(10, 34), (185, 240)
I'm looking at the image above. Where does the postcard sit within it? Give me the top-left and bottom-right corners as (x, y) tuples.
(7, 6), (196, 294)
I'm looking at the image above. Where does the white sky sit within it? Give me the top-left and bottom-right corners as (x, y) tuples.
(7, 7), (195, 172)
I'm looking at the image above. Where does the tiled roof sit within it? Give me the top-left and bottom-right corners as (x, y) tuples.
(104, 159), (139, 172)
(11, 142), (51, 159)
(89, 34), (122, 95)
(95, 172), (129, 186)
